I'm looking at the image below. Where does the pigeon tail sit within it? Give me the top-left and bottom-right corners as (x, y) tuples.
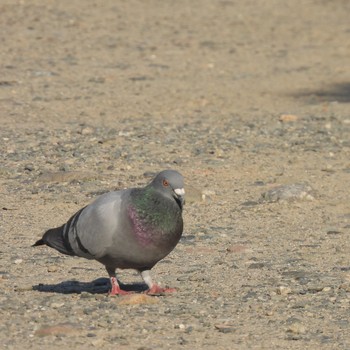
(33, 226), (75, 256)
(32, 239), (45, 246)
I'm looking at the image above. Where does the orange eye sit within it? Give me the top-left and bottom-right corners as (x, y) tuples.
(163, 179), (169, 187)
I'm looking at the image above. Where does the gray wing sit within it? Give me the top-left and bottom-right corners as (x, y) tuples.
(66, 190), (128, 260)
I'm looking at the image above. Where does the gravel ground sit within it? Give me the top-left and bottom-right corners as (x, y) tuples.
(1, 1), (350, 349)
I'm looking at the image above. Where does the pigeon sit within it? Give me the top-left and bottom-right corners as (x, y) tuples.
(33, 170), (185, 295)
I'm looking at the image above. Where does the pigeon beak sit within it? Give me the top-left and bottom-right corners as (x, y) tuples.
(174, 188), (185, 206)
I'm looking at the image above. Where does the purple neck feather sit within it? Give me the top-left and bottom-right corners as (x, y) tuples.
(127, 205), (154, 247)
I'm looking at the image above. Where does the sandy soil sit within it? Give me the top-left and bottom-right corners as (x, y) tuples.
(1, 1), (350, 349)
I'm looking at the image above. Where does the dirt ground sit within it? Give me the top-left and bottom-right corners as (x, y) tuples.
(1, 0), (350, 349)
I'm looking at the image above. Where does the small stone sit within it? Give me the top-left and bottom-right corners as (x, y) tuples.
(248, 262), (265, 269)
(185, 326), (193, 333)
(307, 285), (324, 293)
(47, 265), (59, 272)
(279, 114), (299, 122)
(177, 275), (189, 281)
(261, 183), (315, 203)
(241, 200), (259, 206)
(24, 164), (34, 171)
(339, 283), (350, 292)
(14, 259), (23, 264)
(287, 322), (306, 334)
(91, 338), (104, 346)
(173, 158), (184, 165)
(214, 324), (235, 333)
(178, 336), (188, 345)
(50, 302), (65, 309)
(254, 180), (265, 186)
(80, 291), (93, 299)
(326, 230), (341, 235)
(175, 324), (186, 330)
(276, 286), (292, 295)
(143, 171), (156, 178)
(201, 189), (216, 201)
(0, 272), (10, 280)
(35, 323), (81, 337)
(226, 245), (253, 254)
(202, 189), (216, 197)
(321, 165), (335, 173)
(80, 126), (95, 135)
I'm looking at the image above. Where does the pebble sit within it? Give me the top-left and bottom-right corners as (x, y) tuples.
(276, 286), (292, 295)
(321, 165), (335, 173)
(287, 321), (307, 335)
(241, 200), (259, 206)
(261, 183), (315, 202)
(175, 324), (186, 330)
(91, 338), (104, 346)
(202, 189), (216, 197)
(47, 265), (59, 272)
(226, 245), (253, 254)
(34, 323), (81, 337)
(307, 285), (324, 293)
(50, 302), (65, 309)
(0, 272), (10, 280)
(339, 284), (350, 292)
(24, 164), (34, 171)
(214, 324), (235, 333)
(279, 114), (299, 122)
(326, 229), (341, 235)
(80, 126), (95, 135)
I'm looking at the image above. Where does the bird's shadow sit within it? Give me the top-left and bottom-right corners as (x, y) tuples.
(290, 82), (350, 104)
(32, 278), (148, 294)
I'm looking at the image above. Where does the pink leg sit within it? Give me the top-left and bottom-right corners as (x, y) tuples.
(146, 284), (176, 295)
(140, 270), (176, 295)
(109, 276), (133, 296)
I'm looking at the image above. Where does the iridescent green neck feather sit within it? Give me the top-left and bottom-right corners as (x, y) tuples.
(127, 187), (183, 247)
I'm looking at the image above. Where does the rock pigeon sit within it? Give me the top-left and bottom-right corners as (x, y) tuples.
(33, 170), (185, 295)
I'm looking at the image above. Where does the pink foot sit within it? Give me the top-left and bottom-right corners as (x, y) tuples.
(108, 277), (133, 296)
(146, 285), (176, 295)
(109, 285), (133, 296)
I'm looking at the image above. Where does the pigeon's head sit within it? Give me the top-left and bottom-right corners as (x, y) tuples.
(150, 170), (185, 209)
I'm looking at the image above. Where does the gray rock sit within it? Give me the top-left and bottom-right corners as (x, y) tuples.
(261, 183), (316, 202)
(214, 324), (235, 333)
(286, 321), (307, 335)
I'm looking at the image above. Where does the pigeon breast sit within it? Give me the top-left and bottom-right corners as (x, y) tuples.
(127, 186), (183, 251)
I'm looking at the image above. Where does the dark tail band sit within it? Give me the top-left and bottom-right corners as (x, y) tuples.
(32, 239), (45, 247)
